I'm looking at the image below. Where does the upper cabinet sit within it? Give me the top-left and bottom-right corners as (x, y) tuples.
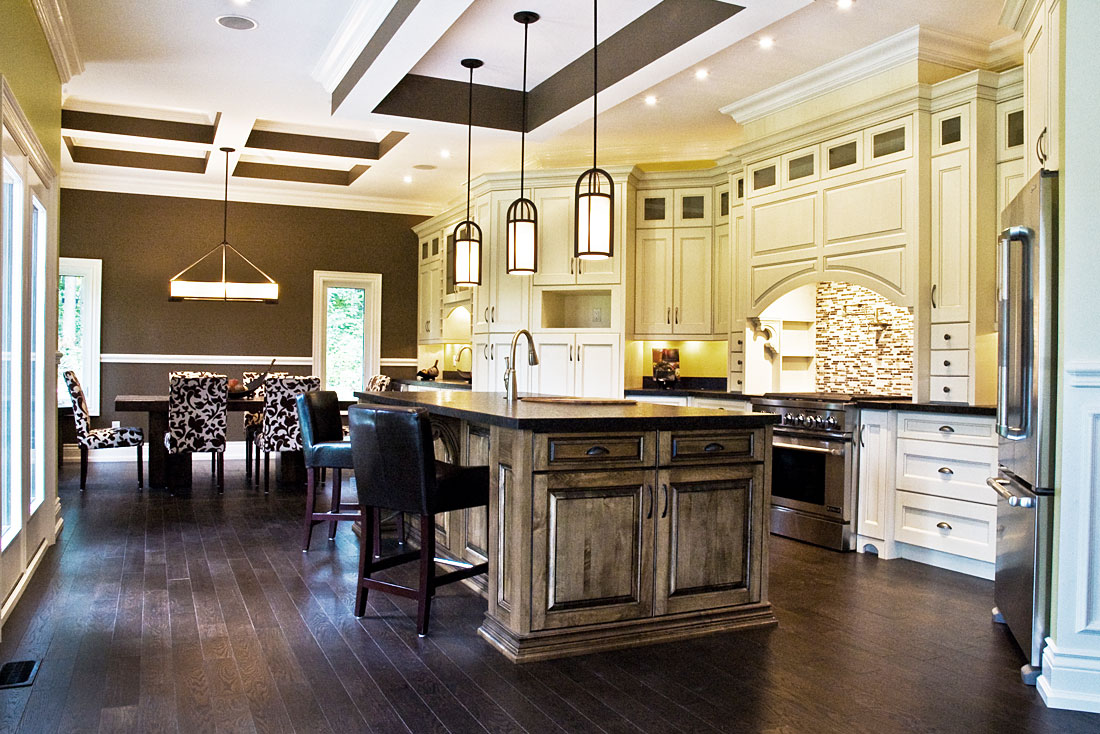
(633, 226), (713, 337)
(1018, 0), (1061, 176)
(532, 185), (620, 287)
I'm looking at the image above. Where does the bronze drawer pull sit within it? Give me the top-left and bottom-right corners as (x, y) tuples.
(938, 467), (954, 475)
(703, 442), (725, 453)
(646, 485), (653, 519)
(936, 521), (952, 531)
(938, 425), (954, 433)
(661, 484), (669, 518)
(585, 445), (610, 456)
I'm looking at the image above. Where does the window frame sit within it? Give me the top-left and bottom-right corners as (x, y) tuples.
(311, 270), (382, 399)
(57, 256), (103, 415)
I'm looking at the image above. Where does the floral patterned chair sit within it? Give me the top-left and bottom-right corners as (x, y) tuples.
(256, 375), (321, 492)
(62, 370), (144, 491)
(165, 373), (228, 491)
(242, 370), (287, 482)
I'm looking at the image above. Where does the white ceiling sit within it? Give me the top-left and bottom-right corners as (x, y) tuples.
(60, 0), (1015, 215)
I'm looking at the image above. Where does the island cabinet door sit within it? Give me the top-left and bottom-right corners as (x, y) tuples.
(654, 463), (764, 616)
(530, 470), (655, 630)
(461, 425), (491, 567)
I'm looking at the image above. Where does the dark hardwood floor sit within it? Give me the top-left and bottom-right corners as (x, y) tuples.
(0, 459), (1096, 733)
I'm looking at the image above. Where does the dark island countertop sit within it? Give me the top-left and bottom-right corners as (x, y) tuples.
(355, 390), (778, 432)
(853, 399), (996, 416)
(392, 377), (472, 390)
(626, 388), (747, 400)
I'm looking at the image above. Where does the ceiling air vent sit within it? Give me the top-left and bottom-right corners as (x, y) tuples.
(216, 15), (257, 31)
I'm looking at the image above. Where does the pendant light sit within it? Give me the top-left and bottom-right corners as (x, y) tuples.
(169, 147), (279, 302)
(574, 0), (614, 260)
(506, 11), (540, 275)
(453, 58), (484, 287)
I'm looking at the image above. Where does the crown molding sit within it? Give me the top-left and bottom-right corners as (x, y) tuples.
(312, 0), (400, 93)
(2, 78), (57, 186)
(30, 0), (83, 84)
(60, 170), (436, 216)
(987, 34), (1024, 71)
(999, 0), (1043, 34)
(720, 26), (1007, 126)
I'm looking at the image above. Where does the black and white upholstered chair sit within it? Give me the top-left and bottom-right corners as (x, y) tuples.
(62, 370), (144, 491)
(165, 373), (228, 491)
(242, 370), (287, 481)
(256, 375), (320, 492)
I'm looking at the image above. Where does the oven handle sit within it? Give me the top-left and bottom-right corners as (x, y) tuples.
(773, 441), (844, 456)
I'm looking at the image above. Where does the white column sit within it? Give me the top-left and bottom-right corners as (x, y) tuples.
(1039, 0), (1100, 713)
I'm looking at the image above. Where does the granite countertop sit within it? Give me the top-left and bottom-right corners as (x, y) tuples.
(354, 390), (779, 431)
(624, 388), (997, 416)
(392, 377), (472, 390)
(626, 388), (747, 400)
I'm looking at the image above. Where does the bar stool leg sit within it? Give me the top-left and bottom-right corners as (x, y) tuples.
(329, 469), (342, 540)
(355, 506), (375, 617)
(263, 451), (270, 494)
(302, 467), (318, 551)
(79, 446), (88, 491)
(245, 429), (252, 482)
(417, 514), (435, 637)
(137, 442), (144, 490)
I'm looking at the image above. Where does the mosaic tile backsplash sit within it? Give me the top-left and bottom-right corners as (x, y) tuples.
(815, 281), (913, 396)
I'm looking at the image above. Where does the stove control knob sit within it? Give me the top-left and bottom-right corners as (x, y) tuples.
(812, 416), (823, 428)
(825, 416), (838, 429)
(796, 414), (807, 427)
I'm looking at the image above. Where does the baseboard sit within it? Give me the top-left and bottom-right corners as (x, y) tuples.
(1038, 639), (1100, 713)
(63, 440), (251, 463)
(0, 537), (50, 628)
(894, 541), (994, 580)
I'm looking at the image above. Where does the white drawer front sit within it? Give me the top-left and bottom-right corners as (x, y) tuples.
(729, 354), (745, 373)
(894, 491), (996, 562)
(633, 395), (689, 406)
(728, 371), (744, 391)
(896, 412), (996, 446)
(931, 323), (970, 350)
(692, 397), (751, 411)
(895, 438), (998, 504)
(730, 335), (745, 353)
(930, 349), (969, 376)
(930, 377), (969, 403)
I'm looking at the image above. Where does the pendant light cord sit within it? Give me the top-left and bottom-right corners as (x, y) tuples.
(592, 0), (598, 170)
(465, 64), (474, 225)
(520, 20), (529, 193)
(222, 149), (229, 245)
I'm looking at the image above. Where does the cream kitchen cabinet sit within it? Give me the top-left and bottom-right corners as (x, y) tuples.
(930, 149), (970, 325)
(532, 186), (620, 286)
(713, 223), (731, 337)
(531, 332), (622, 399)
(471, 333), (533, 394)
(633, 227), (713, 337)
(417, 259), (443, 344)
(1019, 0), (1061, 176)
(637, 187), (713, 229)
(855, 409), (895, 557)
(473, 191), (530, 335)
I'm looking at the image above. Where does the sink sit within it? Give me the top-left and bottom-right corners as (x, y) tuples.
(518, 397), (637, 405)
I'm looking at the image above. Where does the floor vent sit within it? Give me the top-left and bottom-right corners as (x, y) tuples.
(0, 660), (40, 689)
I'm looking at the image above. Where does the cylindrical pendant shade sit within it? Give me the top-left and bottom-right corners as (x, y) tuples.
(453, 220), (482, 286)
(575, 167), (614, 259)
(506, 197), (538, 274)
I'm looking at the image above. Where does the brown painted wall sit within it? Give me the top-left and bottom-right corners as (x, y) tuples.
(60, 188), (424, 434)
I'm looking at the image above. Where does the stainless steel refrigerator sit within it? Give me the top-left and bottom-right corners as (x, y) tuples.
(987, 170), (1057, 685)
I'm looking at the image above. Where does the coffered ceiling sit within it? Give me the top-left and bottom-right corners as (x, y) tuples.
(56, 0), (1014, 215)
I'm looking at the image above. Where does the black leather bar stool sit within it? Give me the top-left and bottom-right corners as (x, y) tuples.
(348, 403), (489, 636)
(297, 391), (361, 551)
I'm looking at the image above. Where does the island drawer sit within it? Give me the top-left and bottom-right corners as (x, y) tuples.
(535, 432), (657, 471)
(658, 429), (762, 466)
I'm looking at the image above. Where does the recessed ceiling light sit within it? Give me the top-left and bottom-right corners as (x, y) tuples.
(758, 36), (774, 49)
(837, 0), (854, 9)
(695, 68), (708, 80)
(403, 175), (413, 184)
(645, 95), (657, 106)
(440, 149), (451, 159)
(231, 0), (252, 6)
(216, 15), (257, 31)
(413, 164), (437, 171)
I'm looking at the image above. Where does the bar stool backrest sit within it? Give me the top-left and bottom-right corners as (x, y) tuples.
(349, 403), (436, 515)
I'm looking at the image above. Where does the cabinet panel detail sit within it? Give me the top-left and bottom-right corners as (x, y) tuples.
(667, 479), (749, 596)
(752, 194), (816, 254)
(823, 247), (906, 295)
(535, 432), (654, 471)
(750, 259), (817, 306)
(931, 151), (970, 323)
(660, 430), (759, 465)
(823, 173), (904, 242)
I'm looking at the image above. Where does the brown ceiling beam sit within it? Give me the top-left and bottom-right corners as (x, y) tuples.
(244, 128), (407, 159)
(233, 161), (369, 186)
(62, 109), (218, 144)
(373, 76), (524, 131)
(332, 0), (423, 113)
(64, 137), (210, 173)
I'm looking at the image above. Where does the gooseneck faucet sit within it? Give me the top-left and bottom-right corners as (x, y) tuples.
(504, 329), (539, 401)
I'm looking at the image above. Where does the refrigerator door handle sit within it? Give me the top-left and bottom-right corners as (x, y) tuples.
(997, 226), (1035, 441)
(987, 476), (1035, 509)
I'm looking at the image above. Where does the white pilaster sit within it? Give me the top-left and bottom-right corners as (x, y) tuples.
(1039, 0), (1100, 713)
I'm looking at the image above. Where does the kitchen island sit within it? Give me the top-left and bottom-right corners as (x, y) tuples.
(353, 390), (779, 662)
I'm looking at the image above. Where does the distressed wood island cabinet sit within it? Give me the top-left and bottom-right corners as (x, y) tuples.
(355, 390), (778, 662)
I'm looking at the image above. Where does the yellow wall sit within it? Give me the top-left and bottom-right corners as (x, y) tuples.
(0, 0), (62, 168)
(625, 340), (729, 387)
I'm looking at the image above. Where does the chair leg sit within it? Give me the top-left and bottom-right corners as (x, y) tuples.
(417, 514), (436, 637)
(263, 451), (270, 494)
(373, 509), (382, 559)
(254, 440), (261, 486)
(328, 469), (342, 540)
(217, 453), (224, 492)
(244, 430), (252, 482)
(355, 506), (375, 617)
(79, 446), (88, 491)
(211, 452), (216, 475)
(137, 442), (144, 490)
(302, 467), (318, 552)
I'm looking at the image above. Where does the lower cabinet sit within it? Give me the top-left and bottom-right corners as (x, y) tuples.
(530, 332), (621, 398)
(855, 409), (895, 554)
(472, 334), (534, 394)
(530, 431), (764, 630)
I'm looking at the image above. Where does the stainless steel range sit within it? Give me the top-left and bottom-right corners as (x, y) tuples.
(750, 393), (861, 551)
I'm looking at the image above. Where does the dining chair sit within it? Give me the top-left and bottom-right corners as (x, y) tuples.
(348, 402), (489, 636)
(256, 375), (320, 492)
(242, 370), (287, 482)
(165, 373), (228, 491)
(62, 370), (144, 491)
(297, 391), (360, 551)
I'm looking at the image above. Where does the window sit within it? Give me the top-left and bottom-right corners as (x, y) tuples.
(2, 159), (23, 544)
(30, 196), (47, 511)
(57, 257), (102, 414)
(312, 271), (382, 400)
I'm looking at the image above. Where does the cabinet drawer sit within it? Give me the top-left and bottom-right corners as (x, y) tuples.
(691, 397), (751, 412)
(728, 371), (744, 391)
(931, 323), (969, 350)
(535, 432), (656, 471)
(730, 334), (745, 353)
(930, 349), (969, 377)
(729, 354), (745, 373)
(659, 429), (761, 466)
(895, 438), (998, 504)
(894, 491), (996, 562)
(930, 376), (969, 403)
(896, 412), (996, 446)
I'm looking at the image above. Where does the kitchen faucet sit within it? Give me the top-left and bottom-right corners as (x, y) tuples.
(504, 329), (539, 401)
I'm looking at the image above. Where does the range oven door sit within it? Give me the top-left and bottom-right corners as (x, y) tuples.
(770, 429), (852, 522)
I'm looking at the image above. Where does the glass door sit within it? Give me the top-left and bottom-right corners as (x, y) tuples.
(312, 271), (382, 400)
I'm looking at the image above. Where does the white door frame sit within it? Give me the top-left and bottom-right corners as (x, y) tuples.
(311, 270), (382, 395)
